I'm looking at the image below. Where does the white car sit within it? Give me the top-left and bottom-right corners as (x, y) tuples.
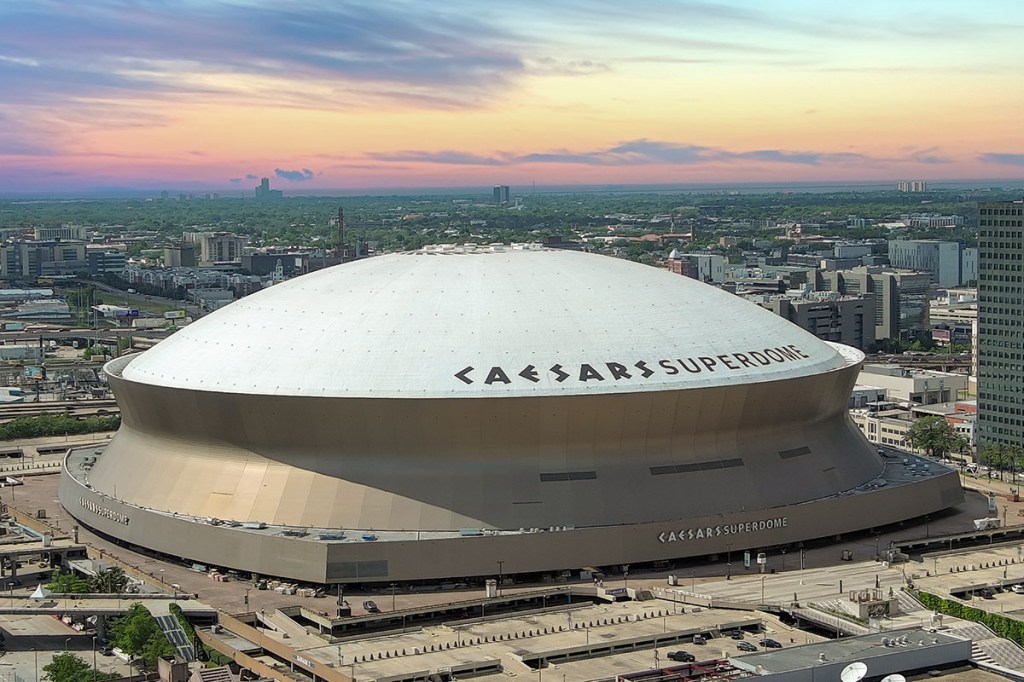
(1011, 585), (1024, 594)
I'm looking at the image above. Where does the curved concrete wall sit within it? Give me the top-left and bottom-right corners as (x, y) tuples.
(61, 465), (963, 584)
(86, 356), (878, 531)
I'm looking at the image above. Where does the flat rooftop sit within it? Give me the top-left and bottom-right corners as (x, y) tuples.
(737, 628), (966, 672)
(235, 600), (777, 682)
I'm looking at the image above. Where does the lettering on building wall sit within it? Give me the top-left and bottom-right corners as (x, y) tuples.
(80, 497), (130, 526)
(657, 517), (788, 543)
(455, 345), (811, 386)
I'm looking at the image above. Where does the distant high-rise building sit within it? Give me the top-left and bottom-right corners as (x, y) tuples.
(888, 239), (962, 287)
(759, 295), (875, 351)
(34, 225), (87, 241)
(667, 251), (725, 283)
(183, 232), (246, 264)
(818, 266), (929, 342)
(255, 177), (283, 200)
(897, 180), (928, 192)
(164, 245), (197, 268)
(976, 200), (1024, 449)
(493, 185), (510, 204)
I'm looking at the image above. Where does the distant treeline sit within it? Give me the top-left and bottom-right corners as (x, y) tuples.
(0, 414), (120, 441)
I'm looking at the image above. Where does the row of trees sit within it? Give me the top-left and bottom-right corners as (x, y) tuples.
(0, 414), (121, 441)
(48, 567), (129, 594)
(978, 442), (1024, 482)
(904, 416), (1024, 482)
(917, 590), (1024, 644)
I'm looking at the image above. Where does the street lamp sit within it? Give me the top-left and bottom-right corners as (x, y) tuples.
(497, 561), (504, 597)
(65, 637), (71, 651)
(623, 565), (629, 592)
(781, 549), (787, 571)
(92, 635), (98, 678)
(390, 583), (397, 612)
(726, 544), (732, 580)
(32, 648), (38, 682)
(760, 576), (765, 605)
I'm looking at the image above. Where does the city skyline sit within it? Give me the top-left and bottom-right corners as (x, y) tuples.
(2, 1), (1023, 193)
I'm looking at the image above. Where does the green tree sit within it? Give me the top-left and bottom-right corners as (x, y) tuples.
(42, 651), (117, 682)
(980, 443), (1023, 481)
(90, 567), (129, 594)
(48, 569), (92, 594)
(110, 603), (175, 670)
(905, 416), (960, 459)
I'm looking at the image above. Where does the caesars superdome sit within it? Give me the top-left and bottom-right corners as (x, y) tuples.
(60, 245), (962, 584)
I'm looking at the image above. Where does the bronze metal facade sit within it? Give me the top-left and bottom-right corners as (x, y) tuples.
(59, 352), (964, 584)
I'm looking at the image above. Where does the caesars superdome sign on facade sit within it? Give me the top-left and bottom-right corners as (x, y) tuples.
(454, 344), (811, 386)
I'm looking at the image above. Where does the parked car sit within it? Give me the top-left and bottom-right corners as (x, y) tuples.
(760, 639), (783, 648)
(692, 634), (706, 645)
(1011, 584), (1024, 594)
(363, 600), (380, 612)
(737, 641), (758, 652)
(667, 651), (696, 662)
(979, 589), (995, 600)
(730, 631), (745, 640)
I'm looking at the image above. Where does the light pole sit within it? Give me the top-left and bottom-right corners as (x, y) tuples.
(760, 576), (765, 604)
(93, 635), (98, 678)
(497, 561), (504, 597)
(391, 583), (397, 612)
(623, 565), (629, 593)
(244, 587), (250, 610)
(33, 648), (37, 682)
(781, 549), (787, 571)
(65, 637), (71, 651)
(726, 544), (732, 580)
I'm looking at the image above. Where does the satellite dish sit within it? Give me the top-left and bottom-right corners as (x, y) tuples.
(881, 675), (906, 682)
(841, 662), (868, 682)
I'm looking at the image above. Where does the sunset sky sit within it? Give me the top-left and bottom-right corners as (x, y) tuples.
(2, 0), (1023, 194)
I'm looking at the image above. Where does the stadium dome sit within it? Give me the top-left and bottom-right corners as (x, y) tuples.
(121, 245), (858, 398)
(60, 245), (962, 584)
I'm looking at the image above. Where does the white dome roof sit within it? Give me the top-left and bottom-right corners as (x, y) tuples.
(120, 246), (860, 398)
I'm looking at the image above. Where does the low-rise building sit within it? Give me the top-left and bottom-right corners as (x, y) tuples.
(857, 364), (968, 405)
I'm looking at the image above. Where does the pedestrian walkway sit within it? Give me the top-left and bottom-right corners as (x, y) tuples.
(155, 613), (196, 662)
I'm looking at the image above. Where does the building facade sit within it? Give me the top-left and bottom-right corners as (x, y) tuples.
(759, 295), (875, 351)
(0, 240), (87, 279)
(888, 239), (962, 287)
(183, 232), (246, 265)
(668, 252), (726, 283)
(818, 267), (930, 342)
(976, 200), (1024, 449)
